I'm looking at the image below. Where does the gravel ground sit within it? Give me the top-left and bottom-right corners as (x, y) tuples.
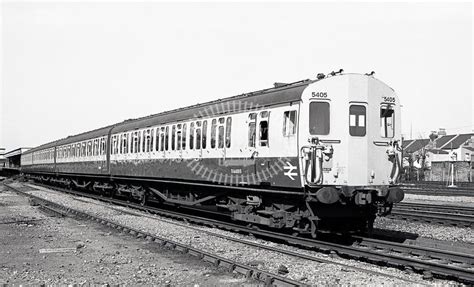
(374, 193), (474, 243)
(374, 217), (474, 243)
(17, 182), (463, 285)
(403, 193), (474, 206)
(0, 185), (261, 286)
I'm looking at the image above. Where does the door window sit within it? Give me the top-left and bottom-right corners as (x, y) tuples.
(349, 105), (366, 136)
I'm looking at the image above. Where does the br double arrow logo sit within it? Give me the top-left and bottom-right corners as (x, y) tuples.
(283, 161), (298, 180)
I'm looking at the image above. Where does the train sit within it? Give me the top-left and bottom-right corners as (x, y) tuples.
(21, 71), (404, 237)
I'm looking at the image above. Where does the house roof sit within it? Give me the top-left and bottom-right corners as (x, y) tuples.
(402, 140), (414, 149)
(464, 146), (474, 152)
(440, 133), (474, 150)
(434, 134), (456, 148)
(404, 139), (430, 153)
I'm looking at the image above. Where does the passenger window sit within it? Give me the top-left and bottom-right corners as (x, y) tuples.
(211, 119), (217, 148)
(115, 136), (119, 154)
(196, 121), (202, 150)
(101, 138), (106, 155)
(202, 120), (207, 149)
(172, 125), (176, 150)
(165, 126), (169, 151)
(309, 102), (330, 135)
(218, 125), (224, 148)
(349, 105), (366, 137)
(283, 111), (297, 136)
(176, 124), (182, 151)
(182, 123), (187, 150)
(259, 112), (269, 147)
(160, 127), (165, 151)
(72, 145), (75, 157)
(380, 104), (395, 138)
(259, 121), (268, 146)
(149, 129), (154, 152)
(142, 130), (147, 152)
(225, 117), (232, 148)
(138, 131), (142, 153)
(132, 132), (138, 153)
(122, 133), (129, 154)
(248, 113), (257, 147)
(190, 123), (195, 150)
(111, 136), (116, 155)
(155, 127), (162, 151)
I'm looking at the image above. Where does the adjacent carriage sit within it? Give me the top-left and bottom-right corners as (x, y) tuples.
(21, 72), (404, 236)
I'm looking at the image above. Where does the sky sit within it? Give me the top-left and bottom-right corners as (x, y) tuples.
(1, 2), (473, 151)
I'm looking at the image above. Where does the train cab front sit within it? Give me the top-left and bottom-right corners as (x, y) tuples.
(298, 72), (405, 233)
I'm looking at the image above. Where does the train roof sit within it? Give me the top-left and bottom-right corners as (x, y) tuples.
(24, 78), (314, 154)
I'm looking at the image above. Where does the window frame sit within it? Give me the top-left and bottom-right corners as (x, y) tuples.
(380, 104), (395, 138)
(248, 113), (257, 147)
(349, 104), (367, 137)
(283, 110), (297, 136)
(309, 101), (330, 135)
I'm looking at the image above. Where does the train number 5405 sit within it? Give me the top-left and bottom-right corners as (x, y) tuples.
(383, 96), (395, 103)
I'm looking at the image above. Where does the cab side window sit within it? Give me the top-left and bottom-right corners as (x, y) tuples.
(349, 105), (366, 137)
(309, 102), (330, 135)
(380, 104), (395, 138)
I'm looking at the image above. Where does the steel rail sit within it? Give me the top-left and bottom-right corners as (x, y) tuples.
(403, 188), (474, 197)
(5, 183), (305, 287)
(23, 184), (425, 283)
(13, 181), (474, 284)
(391, 204), (474, 227)
(395, 202), (474, 215)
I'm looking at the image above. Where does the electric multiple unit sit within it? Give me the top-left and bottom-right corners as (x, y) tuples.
(21, 72), (404, 237)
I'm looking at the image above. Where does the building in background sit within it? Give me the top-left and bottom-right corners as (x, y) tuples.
(0, 148), (6, 167)
(3, 148), (32, 169)
(402, 130), (474, 182)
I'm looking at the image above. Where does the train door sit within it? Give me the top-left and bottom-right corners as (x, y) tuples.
(347, 102), (368, 185)
(254, 111), (271, 184)
(100, 137), (108, 174)
(244, 112), (258, 178)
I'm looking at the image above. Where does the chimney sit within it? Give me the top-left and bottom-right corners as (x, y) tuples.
(429, 131), (438, 149)
(438, 128), (447, 136)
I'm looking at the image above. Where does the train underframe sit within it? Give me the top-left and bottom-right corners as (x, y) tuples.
(24, 172), (402, 238)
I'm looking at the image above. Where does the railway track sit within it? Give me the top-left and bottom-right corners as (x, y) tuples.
(3, 182), (305, 287)
(391, 202), (474, 227)
(6, 181), (474, 284)
(402, 186), (474, 197)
